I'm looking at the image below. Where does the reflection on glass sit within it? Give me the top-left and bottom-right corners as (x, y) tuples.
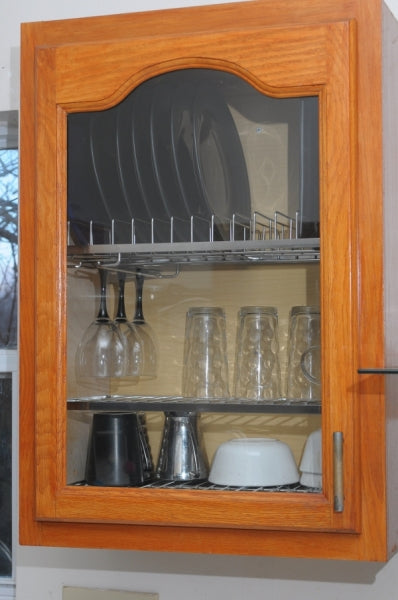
(0, 373), (12, 576)
(0, 110), (17, 578)
(0, 148), (18, 348)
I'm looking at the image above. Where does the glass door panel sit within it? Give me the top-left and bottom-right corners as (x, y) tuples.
(66, 68), (321, 496)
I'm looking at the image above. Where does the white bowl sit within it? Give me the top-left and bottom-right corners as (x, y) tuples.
(299, 429), (322, 488)
(208, 437), (299, 487)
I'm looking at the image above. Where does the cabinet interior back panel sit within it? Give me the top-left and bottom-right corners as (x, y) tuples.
(67, 264), (320, 397)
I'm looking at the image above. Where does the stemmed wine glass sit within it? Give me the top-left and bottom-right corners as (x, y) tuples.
(114, 272), (142, 380)
(75, 268), (127, 379)
(124, 271), (158, 379)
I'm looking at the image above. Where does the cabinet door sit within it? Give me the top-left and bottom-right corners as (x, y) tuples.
(19, 1), (386, 560)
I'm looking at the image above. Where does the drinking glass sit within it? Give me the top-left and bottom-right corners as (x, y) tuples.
(75, 268), (126, 378)
(182, 307), (229, 398)
(286, 306), (321, 400)
(233, 306), (281, 400)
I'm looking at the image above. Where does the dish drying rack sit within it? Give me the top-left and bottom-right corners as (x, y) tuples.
(67, 210), (320, 273)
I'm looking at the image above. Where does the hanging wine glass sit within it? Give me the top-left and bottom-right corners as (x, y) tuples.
(114, 272), (142, 381)
(75, 268), (127, 379)
(124, 271), (158, 379)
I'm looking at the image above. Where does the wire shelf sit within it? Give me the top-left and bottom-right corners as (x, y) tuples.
(141, 479), (321, 493)
(67, 395), (321, 414)
(67, 211), (320, 272)
(71, 479), (322, 494)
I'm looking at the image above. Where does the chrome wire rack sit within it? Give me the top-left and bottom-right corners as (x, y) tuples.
(71, 479), (321, 494)
(67, 395), (321, 414)
(140, 479), (321, 494)
(67, 210), (320, 271)
(69, 210), (301, 245)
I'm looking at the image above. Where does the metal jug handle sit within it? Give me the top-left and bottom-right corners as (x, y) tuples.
(300, 345), (321, 385)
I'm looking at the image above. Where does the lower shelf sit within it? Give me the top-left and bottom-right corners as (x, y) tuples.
(71, 479), (322, 493)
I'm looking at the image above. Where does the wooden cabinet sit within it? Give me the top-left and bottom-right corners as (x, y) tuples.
(19, 0), (398, 560)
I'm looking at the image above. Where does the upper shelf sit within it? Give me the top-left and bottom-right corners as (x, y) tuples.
(67, 395), (322, 414)
(67, 210), (320, 271)
(67, 237), (320, 271)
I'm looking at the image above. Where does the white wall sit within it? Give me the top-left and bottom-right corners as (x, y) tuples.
(4, 0), (398, 598)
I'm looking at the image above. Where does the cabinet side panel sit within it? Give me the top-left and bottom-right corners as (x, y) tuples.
(383, 2), (398, 558)
(19, 23), (44, 544)
(356, 0), (388, 559)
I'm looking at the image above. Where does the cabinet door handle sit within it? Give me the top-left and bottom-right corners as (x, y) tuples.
(333, 431), (344, 512)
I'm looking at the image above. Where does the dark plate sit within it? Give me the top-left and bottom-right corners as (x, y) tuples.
(192, 84), (251, 240)
(130, 84), (172, 243)
(169, 76), (251, 241)
(89, 110), (133, 244)
(149, 81), (194, 242)
(67, 112), (113, 245)
(116, 91), (153, 243)
(169, 80), (212, 241)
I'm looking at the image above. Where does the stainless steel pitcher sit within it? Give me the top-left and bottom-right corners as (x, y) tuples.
(155, 411), (209, 482)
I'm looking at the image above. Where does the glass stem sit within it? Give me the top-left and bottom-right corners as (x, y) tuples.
(97, 268), (109, 321)
(134, 271), (145, 323)
(115, 273), (127, 322)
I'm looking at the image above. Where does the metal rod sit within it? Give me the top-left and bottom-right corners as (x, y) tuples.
(295, 211), (300, 239)
(111, 219), (115, 244)
(151, 218), (155, 244)
(170, 216), (174, 244)
(131, 218), (135, 244)
(210, 215), (215, 242)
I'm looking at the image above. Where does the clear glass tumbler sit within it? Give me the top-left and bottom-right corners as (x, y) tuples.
(286, 306), (321, 400)
(182, 307), (229, 399)
(233, 306), (281, 400)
